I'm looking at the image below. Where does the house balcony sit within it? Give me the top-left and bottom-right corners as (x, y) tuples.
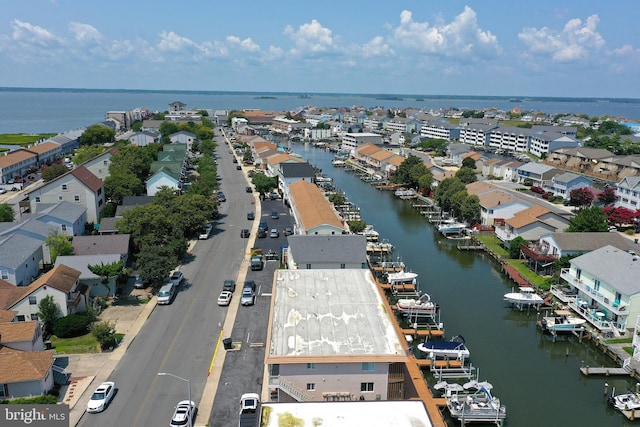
(494, 227), (512, 242)
(560, 269), (627, 317)
(520, 244), (558, 264)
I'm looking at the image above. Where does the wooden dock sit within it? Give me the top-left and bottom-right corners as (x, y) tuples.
(457, 243), (485, 251)
(380, 283), (415, 291)
(580, 366), (631, 376)
(415, 359), (463, 369)
(400, 328), (445, 338)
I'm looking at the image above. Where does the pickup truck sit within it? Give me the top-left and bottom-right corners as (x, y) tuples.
(239, 393), (261, 427)
(250, 249), (264, 271)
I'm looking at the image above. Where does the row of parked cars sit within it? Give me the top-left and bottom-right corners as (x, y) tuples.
(217, 279), (256, 306)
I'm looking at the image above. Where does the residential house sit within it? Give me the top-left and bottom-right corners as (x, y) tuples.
(503, 161), (524, 182)
(72, 234), (131, 265)
(0, 264), (84, 321)
(475, 190), (531, 226)
(0, 149), (38, 185)
(31, 201), (88, 237)
(169, 131), (197, 149)
(549, 172), (593, 200)
(420, 120), (461, 142)
(446, 143), (472, 166)
(0, 233), (43, 287)
(383, 155), (405, 179)
(279, 162), (316, 204)
(341, 133), (383, 153)
(0, 320), (43, 352)
(264, 153), (305, 177)
(494, 205), (569, 244)
(560, 245), (640, 333)
(488, 126), (532, 153)
(266, 269), (409, 402)
(127, 131), (160, 147)
(286, 235), (368, 270)
(615, 176), (640, 210)
(27, 142), (63, 167)
(529, 131), (578, 158)
(514, 163), (561, 187)
(459, 123), (497, 147)
(27, 166), (105, 224)
(0, 343), (55, 399)
(289, 181), (345, 235)
(55, 254), (121, 297)
(538, 232), (638, 260)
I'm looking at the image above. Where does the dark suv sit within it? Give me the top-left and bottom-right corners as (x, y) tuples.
(223, 279), (236, 292)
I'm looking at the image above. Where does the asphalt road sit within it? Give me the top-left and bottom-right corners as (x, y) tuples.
(79, 130), (260, 427)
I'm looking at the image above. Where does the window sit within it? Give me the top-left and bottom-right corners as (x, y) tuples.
(58, 195), (63, 201)
(340, 263), (346, 269)
(61, 225), (67, 231)
(103, 160), (108, 165)
(1, 271), (7, 280)
(594, 279), (601, 292)
(15, 315), (25, 322)
(62, 184), (68, 191)
(306, 264), (311, 269)
(360, 382), (374, 392)
(306, 363), (316, 370)
(361, 362), (375, 372)
(30, 313), (38, 320)
(35, 196), (41, 203)
(0, 384), (8, 398)
(29, 296), (37, 305)
(74, 195), (80, 201)
(306, 383), (316, 391)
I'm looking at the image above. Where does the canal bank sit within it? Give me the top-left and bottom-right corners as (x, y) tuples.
(293, 143), (636, 426)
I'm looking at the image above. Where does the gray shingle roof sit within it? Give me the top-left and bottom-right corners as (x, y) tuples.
(550, 232), (637, 252)
(0, 234), (43, 269)
(571, 245), (640, 296)
(288, 235), (367, 264)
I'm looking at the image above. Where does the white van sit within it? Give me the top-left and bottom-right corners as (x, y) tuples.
(157, 283), (176, 305)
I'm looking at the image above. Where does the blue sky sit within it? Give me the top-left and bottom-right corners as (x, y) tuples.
(1, 1), (639, 98)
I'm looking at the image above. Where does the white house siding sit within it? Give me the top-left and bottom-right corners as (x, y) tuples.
(305, 224), (344, 235)
(11, 287), (70, 321)
(7, 375), (52, 399)
(481, 202), (530, 226)
(146, 174), (179, 196)
(83, 153), (114, 182)
(29, 175), (102, 223)
(278, 362), (390, 401)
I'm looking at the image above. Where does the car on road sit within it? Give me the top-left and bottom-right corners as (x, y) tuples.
(269, 228), (279, 238)
(240, 228), (250, 238)
(259, 221), (268, 230)
(232, 157), (238, 163)
(157, 283), (177, 305)
(284, 227), (293, 236)
(236, 165), (242, 170)
(247, 212), (255, 220)
(257, 228), (267, 238)
(217, 290), (233, 306)
(169, 271), (184, 286)
(245, 186), (253, 193)
(270, 211), (279, 219)
(223, 279), (236, 292)
(217, 191), (226, 202)
(170, 400), (197, 427)
(86, 381), (115, 413)
(199, 223), (213, 240)
(241, 280), (256, 306)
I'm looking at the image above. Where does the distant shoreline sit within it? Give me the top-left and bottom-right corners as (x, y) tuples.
(1, 87), (638, 104)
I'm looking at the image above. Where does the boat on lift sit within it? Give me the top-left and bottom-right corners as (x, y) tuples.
(503, 286), (544, 309)
(396, 293), (438, 316)
(541, 310), (586, 332)
(418, 335), (470, 360)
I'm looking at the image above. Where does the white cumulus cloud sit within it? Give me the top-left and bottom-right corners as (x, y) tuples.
(284, 19), (335, 55)
(518, 14), (605, 63)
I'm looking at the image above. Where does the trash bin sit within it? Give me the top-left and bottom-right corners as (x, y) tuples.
(223, 338), (233, 350)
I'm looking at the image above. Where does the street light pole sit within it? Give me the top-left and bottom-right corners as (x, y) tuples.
(158, 372), (192, 427)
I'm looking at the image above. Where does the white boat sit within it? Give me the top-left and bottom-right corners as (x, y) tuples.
(418, 335), (470, 360)
(332, 159), (346, 167)
(438, 222), (467, 234)
(503, 286), (544, 308)
(387, 270), (418, 287)
(609, 389), (640, 413)
(396, 293), (437, 315)
(446, 386), (506, 423)
(366, 241), (394, 254)
(541, 310), (586, 332)
(360, 225), (379, 242)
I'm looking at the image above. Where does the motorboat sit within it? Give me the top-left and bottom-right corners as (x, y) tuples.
(396, 293), (438, 316)
(541, 310), (586, 332)
(503, 286), (544, 308)
(360, 225), (379, 242)
(446, 385), (506, 423)
(388, 270), (418, 287)
(366, 241), (394, 254)
(438, 222), (467, 234)
(609, 388), (640, 412)
(418, 335), (470, 360)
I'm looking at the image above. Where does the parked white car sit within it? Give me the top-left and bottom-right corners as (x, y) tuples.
(87, 381), (115, 413)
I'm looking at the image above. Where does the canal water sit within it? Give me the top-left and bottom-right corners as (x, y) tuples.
(293, 143), (635, 426)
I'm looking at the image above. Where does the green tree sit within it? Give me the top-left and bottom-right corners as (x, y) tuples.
(566, 206), (609, 232)
(37, 295), (61, 337)
(41, 163), (69, 182)
(460, 195), (480, 223)
(435, 177), (465, 212)
(92, 321), (116, 349)
(392, 155), (423, 185)
(461, 157), (476, 169)
(79, 124), (116, 146)
(45, 232), (73, 264)
(417, 171), (434, 194)
(408, 163), (429, 188)
(347, 219), (367, 233)
(109, 144), (155, 182)
(88, 260), (125, 298)
(328, 193), (346, 206)
(0, 203), (15, 222)
(507, 236), (527, 259)
(73, 146), (105, 164)
(455, 167), (477, 184)
(252, 173), (277, 196)
(104, 171), (144, 204)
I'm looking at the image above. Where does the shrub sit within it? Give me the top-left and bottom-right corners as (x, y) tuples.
(0, 394), (58, 404)
(92, 321), (116, 350)
(53, 314), (91, 338)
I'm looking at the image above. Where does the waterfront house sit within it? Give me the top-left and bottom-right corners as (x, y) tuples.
(549, 172), (593, 200)
(615, 176), (640, 210)
(264, 153), (305, 178)
(266, 269), (409, 402)
(538, 232), (638, 259)
(288, 180), (345, 235)
(560, 245), (640, 334)
(278, 162), (316, 205)
(286, 235), (368, 270)
(494, 205), (569, 244)
(0, 264), (84, 321)
(420, 120), (461, 142)
(476, 190), (530, 226)
(341, 133), (383, 153)
(27, 166), (105, 224)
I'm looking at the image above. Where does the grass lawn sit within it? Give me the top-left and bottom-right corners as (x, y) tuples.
(0, 133), (56, 146)
(504, 259), (547, 287)
(50, 333), (100, 354)
(475, 234), (509, 257)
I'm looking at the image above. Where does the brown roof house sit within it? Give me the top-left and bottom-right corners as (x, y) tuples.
(27, 165), (106, 223)
(289, 181), (345, 235)
(0, 264), (84, 322)
(0, 343), (55, 399)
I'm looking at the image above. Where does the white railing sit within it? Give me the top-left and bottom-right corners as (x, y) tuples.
(560, 270), (626, 315)
(268, 376), (313, 402)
